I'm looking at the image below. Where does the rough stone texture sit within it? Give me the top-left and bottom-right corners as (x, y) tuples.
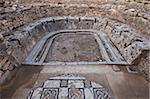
(104, 20), (149, 64)
(0, 0), (149, 84)
(0, 16), (149, 84)
(0, 1), (149, 35)
(137, 51), (150, 81)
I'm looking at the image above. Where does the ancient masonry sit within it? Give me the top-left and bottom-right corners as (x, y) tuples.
(0, 1), (150, 98)
(0, 16), (149, 84)
(23, 29), (126, 66)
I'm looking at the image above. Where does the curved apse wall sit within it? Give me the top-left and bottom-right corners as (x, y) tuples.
(0, 16), (149, 84)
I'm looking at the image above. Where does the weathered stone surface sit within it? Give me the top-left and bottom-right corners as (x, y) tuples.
(0, 57), (8, 69)
(0, 70), (4, 77)
(137, 51), (150, 81)
(0, 70), (10, 84)
(0, 1), (149, 35)
(0, 33), (4, 43)
(0, 2), (149, 99)
(0, 0), (149, 84)
(104, 19), (149, 64)
(2, 61), (11, 71)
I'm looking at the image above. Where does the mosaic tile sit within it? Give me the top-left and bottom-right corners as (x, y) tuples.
(29, 88), (43, 99)
(69, 88), (84, 99)
(43, 80), (60, 88)
(58, 88), (68, 99)
(60, 80), (68, 87)
(68, 80), (84, 88)
(93, 88), (111, 99)
(84, 88), (94, 99)
(84, 80), (92, 88)
(28, 74), (111, 99)
(91, 82), (103, 88)
(41, 88), (59, 99)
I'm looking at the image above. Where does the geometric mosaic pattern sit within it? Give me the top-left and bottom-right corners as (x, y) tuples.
(28, 74), (112, 99)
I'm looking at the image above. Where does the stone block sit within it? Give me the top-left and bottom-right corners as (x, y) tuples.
(11, 47), (26, 63)
(124, 9), (138, 17)
(2, 61), (10, 71)
(0, 57), (8, 69)
(8, 63), (15, 71)
(0, 70), (4, 77)
(123, 42), (149, 64)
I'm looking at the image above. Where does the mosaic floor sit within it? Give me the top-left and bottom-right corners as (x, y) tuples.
(28, 74), (111, 99)
(45, 33), (103, 62)
(23, 30), (126, 66)
(1, 65), (149, 99)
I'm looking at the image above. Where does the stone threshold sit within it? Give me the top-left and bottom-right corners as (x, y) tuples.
(22, 61), (128, 66)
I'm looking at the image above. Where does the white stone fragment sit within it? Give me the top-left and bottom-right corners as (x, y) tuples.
(68, 80), (84, 88)
(43, 80), (60, 88)
(49, 75), (85, 80)
(91, 82), (103, 88)
(84, 88), (94, 99)
(58, 88), (68, 99)
(31, 88), (43, 99)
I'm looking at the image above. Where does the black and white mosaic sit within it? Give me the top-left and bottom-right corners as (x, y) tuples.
(28, 74), (111, 99)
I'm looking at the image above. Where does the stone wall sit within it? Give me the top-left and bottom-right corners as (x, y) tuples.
(104, 19), (149, 64)
(0, 2), (150, 35)
(0, 1), (149, 84)
(0, 16), (149, 84)
(137, 51), (150, 81)
(103, 18), (149, 81)
(113, 1), (150, 36)
(12, 0), (116, 4)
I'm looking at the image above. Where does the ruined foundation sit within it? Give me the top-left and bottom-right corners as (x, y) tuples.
(0, 0), (149, 99)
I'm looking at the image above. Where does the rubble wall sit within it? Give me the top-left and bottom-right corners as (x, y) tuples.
(0, 1), (149, 84)
(0, 16), (149, 85)
(0, 2), (150, 35)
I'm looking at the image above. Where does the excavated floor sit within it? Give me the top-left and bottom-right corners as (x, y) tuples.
(0, 15), (149, 98)
(23, 30), (127, 66)
(45, 33), (103, 62)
